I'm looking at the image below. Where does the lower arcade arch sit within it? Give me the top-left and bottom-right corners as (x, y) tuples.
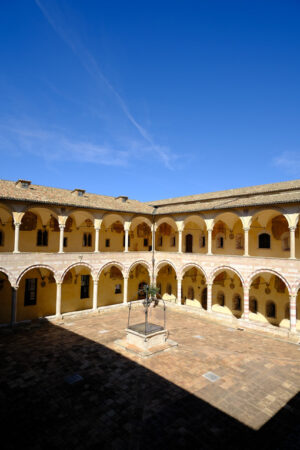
(17, 267), (56, 321)
(156, 263), (177, 302)
(97, 265), (124, 307)
(127, 263), (150, 301)
(211, 269), (244, 318)
(0, 271), (12, 324)
(181, 266), (207, 309)
(61, 265), (93, 314)
(248, 272), (291, 328)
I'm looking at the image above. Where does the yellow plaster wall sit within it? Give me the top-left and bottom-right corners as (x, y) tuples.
(63, 226), (95, 253)
(156, 267), (177, 298)
(0, 218), (14, 252)
(61, 268), (93, 313)
(99, 226), (124, 252)
(182, 222), (206, 254)
(182, 270), (206, 305)
(156, 229), (178, 252)
(212, 274), (244, 318)
(127, 266), (150, 301)
(249, 219), (290, 258)
(212, 221), (244, 256)
(17, 269), (56, 321)
(98, 272), (123, 306)
(0, 274), (11, 323)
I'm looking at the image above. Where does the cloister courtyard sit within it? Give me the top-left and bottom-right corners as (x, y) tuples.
(1, 305), (300, 450)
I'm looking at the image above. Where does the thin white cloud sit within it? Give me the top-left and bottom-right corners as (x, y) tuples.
(273, 152), (300, 175)
(35, 0), (174, 169)
(0, 122), (132, 167)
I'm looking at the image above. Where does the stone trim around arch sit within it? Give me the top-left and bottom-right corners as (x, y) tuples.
(179, 263), (208, 284)
(246, 268), (292, 294)
(126, 260), (151, 279)
(16, 264), (57, 287)
(155, 259), (178, 279)
(0, 267), (15, 286)
(96, 261), (126, 281)
(60, 262), (95, 283)
(291, 280), (300, 297)
(208, 265), (245, 287)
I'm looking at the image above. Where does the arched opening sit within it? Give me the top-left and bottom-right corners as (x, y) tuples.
(156, 219), (178, 252)
(248, 272), (289, 328)
(182, 266), (207, 308)
(185, 234), (193, 253)
(98, 265), (124, 306)
(101, 215), (125, 252)
(0, 271), (12, 324)
(0, 206), (13, 252)
(129, 217), (152, 252)
(127, 263), (150, 301)
(156, 264), (177, 302)
(17, 267), (56, 321)
(61, 265), (93, 313)
(249, 210), (289, 258)
(212, 213), (243, 256)
(62, 211), (95, 253)
(212, 269), (244, 318)
(183, 216), (207, 254)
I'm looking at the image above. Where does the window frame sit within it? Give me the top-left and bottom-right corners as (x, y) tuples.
(24, 278), (37, 306)
(80, 275), (90, 299)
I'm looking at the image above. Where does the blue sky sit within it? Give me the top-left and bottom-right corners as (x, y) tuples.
(0, 1), (300, 201)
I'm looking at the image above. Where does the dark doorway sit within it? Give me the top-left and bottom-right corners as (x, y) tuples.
(138, 281), (147, 299)
(185, 234), (193, 253)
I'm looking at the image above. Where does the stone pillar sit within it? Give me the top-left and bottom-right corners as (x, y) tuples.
(243, 286), (249, 321)
(244, 227), (249, 257)
(289, 226), (296, 260)
(11, 287), (17, 326)
(177, 278), (182, 305)
(94, 227), (100, 253)
(207, 283), (212, 312)
(124, 229), (129, 252)
(59, 225), (65, 254)
(150, 274), (156, 287)
(152, 224), (156, 251)
(93, 280), (98, 310)
(123, 276), (128, 304)
(178, 230), (183, 253)
(13, 223), (21, 253)
(207, 229), (213, 255)
(56, 282), (62, 318)
(290, 294), (297, 333)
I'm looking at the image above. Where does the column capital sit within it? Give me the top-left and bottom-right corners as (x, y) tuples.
(56, 281), (62, 286)
(289, 226), (296, 232)
(59, 224), (65, 230)
(243, 227), (250, 232)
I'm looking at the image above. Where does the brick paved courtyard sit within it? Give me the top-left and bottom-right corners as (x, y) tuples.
(1, 306), (300, 449)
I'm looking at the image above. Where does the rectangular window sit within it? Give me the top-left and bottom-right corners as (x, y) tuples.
(80, 275), (90, 299)
(201, 236), (205, 248)
(63, 237), (68, 247)
(83, 233), (92, 247)
(24, 278), (37, 306)
(158, 236), (163, 247)
(171, 236), (176, 247)
(115, 283), (122, 294)
(0, 231), (3, 246)
(37, 230), (48, 246)
(105, 238), (110, 248)
(144, 238), (148, 247)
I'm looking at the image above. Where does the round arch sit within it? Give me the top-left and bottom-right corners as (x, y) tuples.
(246, 269), (291, 294)
(96, 261), (125, 281)
(250, 208), (288, 228)
(24, 206), (59, 224)
(212, 211), (242, 229)
(155, 259), (178, 278)
(183, 214), (206, 228)
(68, 209), (95, 226)
(102, 213), (125, 228)
(16, 264), (57, 287)
(130, 216), (152, 230)
(0, 267), (14, 285)
(180, 263), (208, 283)
(155, 216), (178, 231)
(61, 262), (94, 283)
(127, 260), (151, 278)
(209, 265), (245, 287)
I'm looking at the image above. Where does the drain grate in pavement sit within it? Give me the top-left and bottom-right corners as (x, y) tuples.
(193, 335), (204, 339)
(64, 374), (83, 385)
(202, 372), (220, 382)
(99, 330), (109, 334)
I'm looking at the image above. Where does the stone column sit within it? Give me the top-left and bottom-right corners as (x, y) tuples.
(243, 286), (249, 321)
(178, 230), (183, 253)
(123, 276), (128, 304)
(207, 283), (212, 312)
(290, 294), (297, 333)
(93, 280), (98, 310)
(289, 226), (296, 260)
(94, 227), (100, 253)
(152, 223), (156, 251)
(177, 278), (182, 305)
(56, 282), (62, 318)
(11, 287), (17, 326)
(207, 229), (213, 255)
(244, 227), (249, 257)
(13, 223), (21, 253)
(59, 225), (65, 254)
